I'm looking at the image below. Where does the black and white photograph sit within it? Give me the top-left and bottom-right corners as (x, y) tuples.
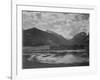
(22, 10), (89, 69)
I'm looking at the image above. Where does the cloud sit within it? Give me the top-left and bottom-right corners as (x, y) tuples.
(22, 11), (89, 39)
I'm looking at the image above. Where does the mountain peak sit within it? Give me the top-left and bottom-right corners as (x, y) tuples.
(28, 27), (39, 30)
(24, 27), (43, 33)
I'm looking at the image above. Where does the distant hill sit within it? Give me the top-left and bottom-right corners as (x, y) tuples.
(23, 28), (89, 48)
(23, 28), (69, 47)
(70, 32), (89, 46)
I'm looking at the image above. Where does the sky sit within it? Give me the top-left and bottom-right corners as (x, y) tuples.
(22, 11), (89, 39)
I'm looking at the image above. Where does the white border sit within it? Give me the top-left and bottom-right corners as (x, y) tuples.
(12, 4), (97, 80)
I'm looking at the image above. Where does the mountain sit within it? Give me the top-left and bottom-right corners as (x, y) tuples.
(23, 28), (89, 48)
(66, 32), (89, 49)
(71, 32), (89, 45)
(23, 28), (69, 47)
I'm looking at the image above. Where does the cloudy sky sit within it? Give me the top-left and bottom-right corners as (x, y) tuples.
(22, 11), (89, 39)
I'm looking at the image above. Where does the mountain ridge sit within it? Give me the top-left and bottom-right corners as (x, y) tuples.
(23, 27), (89, 47)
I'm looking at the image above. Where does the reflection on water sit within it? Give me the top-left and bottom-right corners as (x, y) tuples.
(27, 52), (89, 64)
